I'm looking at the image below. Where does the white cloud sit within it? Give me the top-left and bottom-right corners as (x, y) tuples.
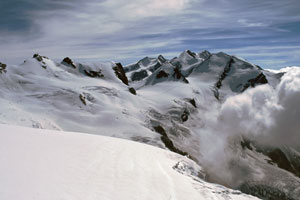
(219, 67), (300, 146)
(136, 0), (190, 16)
(189, 67), (300, 188)
(267, 66), (300, 73)
(238, 19), (266, 27)
(1, 0), (300, 68)
(102, 0), (190, 18)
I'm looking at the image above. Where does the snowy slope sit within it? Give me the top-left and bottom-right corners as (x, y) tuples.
(0, 124), (258, 200)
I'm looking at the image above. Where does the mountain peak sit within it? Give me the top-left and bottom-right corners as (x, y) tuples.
(138, 56), (154, 66)
(179, 50), (197, 59)
(33, 53), (49, 61)
(199, 50), (211, 60)
(157, 55), (167, 63)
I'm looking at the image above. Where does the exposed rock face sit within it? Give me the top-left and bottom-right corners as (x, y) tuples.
(128, 87), (136, 95)
(267, 149), (295, 173)
(124, 55), (167, 80)
(199, 50), (211, 60)
(124, 63), (140, 73)
(157, 55), (167, 63)
(113, 63), (129, 85)
(144, 62), (190, 86)
(84, 70), (104, 78)
(33, 54), (48, 62)
(156, 70), (169, 79)
(188, 98), (197, 108)
(214, 57), (235, 99)
(186, 50), (197, 58)
(237, 140), (300, 199)
(173, 67), (189, 83)
(240, 139), (253, 151)
(153, 125), (189, 157)
(33, 54), (43, 62)
(33, 54), (48, 69)
(126, 50), (270, 93)
(131, 70), (148, 81)
(256, 146), (300, 178)
(62, 57), (77, 69)
(240, 184), (293, 200)
(181, 110), (189, 122)
(79, 94), (86, 105)
(215, 57), (234, 89)
(242, 73), (268, 92)
(149, 62), (162, 72)
(0, 62), (7, 74)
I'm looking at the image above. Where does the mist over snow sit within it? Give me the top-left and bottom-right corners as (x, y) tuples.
(193, 67), (300, 188)
(220, 67), (300, 146)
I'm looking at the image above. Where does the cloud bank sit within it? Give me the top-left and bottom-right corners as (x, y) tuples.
(220, 67), (300, 146)
(196, 67), (300, 187)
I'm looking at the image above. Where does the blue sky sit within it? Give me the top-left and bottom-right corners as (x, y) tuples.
(0, 0), (300, 69)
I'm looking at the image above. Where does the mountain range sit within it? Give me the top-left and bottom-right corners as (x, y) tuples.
(0, 50), (299, 200)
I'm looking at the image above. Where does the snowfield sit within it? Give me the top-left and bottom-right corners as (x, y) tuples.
(0, 124), (258, 200)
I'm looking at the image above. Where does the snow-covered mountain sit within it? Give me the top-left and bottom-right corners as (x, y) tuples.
(0, 50), (299, 200)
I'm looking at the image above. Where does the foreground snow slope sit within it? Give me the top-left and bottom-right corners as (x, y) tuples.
(0, 124), (258, 200)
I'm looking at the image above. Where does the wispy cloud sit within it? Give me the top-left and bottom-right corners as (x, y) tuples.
(238, 19), (266, 27)
(0, 0), (299, 68)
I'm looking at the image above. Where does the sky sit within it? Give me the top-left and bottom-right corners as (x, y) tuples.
(0, 0), (300, 69)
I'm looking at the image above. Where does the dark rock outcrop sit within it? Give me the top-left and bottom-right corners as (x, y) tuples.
(213, 57), (235, 100)
(186, 50), (196, 58)
(240, 139), (253, 151)
(62, 57), (76, 69)
(33, 54), (48, 69)
(181, 110), (189, 122)
(113, 63), (129, 85)
(128, 87), (136, 95)
(153, 125), (189, 157)
(33, 54), (48, 62)
(266, 149), (294, 173)
(173, 67), (189, 83)
(149, 62), (162, 73)
(242, 73), (268, 92)
(157, 55), (167, 63)
(241, 183), (294, 200)
(84, 70), (104, 78)
(33, 54), (43, 62)
(215, 57), (234, 89)
(0, 62), (7, 74)
(124, 63), (140, 73)
(131, 70), (148, 81)
(79, 94), (86, 105)
(156, 70), (169, 79)
(188, 98), (197, 108)
(256, 147), (300, 178)
(199, 50), (211, 60)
